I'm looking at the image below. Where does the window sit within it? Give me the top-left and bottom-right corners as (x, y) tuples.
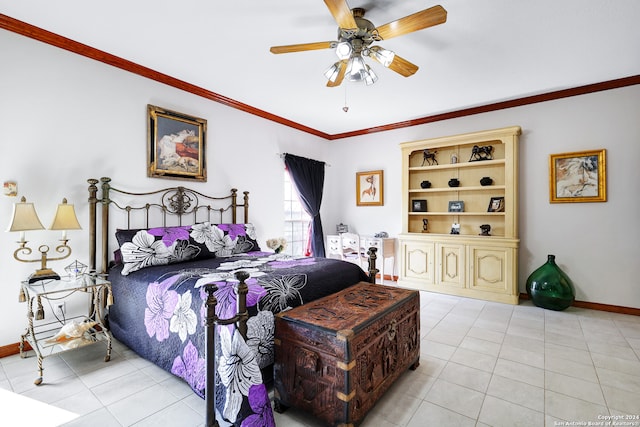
(283, 170), (311, 256)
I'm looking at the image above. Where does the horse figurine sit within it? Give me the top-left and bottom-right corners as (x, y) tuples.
(469, 145), (494, 161)
(422, 149), (438, 166)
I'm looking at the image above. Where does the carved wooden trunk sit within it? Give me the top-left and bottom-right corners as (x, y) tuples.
(274, 282), (420, 427)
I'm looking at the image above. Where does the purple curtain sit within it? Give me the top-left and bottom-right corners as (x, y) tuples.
(284, 153), (326, 257)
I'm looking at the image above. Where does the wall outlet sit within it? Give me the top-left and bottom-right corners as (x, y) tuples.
(56, 302), (66, 316)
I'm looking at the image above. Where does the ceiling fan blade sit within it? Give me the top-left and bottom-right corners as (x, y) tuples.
(326, 60), (347, 87)
(270, 41), (335, 54)
(387, 54), (419, 77)
(375, 5), (447, 40)
(324, 0), (358, 29)
(369, 50), (419, 77)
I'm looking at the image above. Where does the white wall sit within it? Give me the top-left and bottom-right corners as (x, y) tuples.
(324, 86), (640, 309)
(1, 28), (639, 347)
(0, 31), (329, 345)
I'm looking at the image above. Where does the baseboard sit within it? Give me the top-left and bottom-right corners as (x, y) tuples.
(0, 342), (31, 359)
(519, 293), (640, 316)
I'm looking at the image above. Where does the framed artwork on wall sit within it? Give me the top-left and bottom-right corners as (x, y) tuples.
(549, 149), (606, 203)
(147, 104), (207, 182)
(356, 170), (384, 206)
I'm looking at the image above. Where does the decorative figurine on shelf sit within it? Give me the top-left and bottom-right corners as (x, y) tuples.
(450, 223), (460, 235)
(420, 180), (431, 188)
(469, 145), (494, 161)
(374, 231), (389, 238)
(451, 153), (458, 164)
(421, 149), (438, 166)
(480, 176), (493, 186)
(479, 224), (491, 236)
(448, 178), (460, 187)
(422, 219), (428, 233)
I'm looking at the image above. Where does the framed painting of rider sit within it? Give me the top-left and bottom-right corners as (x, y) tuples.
(356, 170), (384, 206)
(147, 104), (207, 182)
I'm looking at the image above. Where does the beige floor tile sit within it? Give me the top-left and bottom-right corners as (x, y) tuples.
(545, 354), (598, 383)
(545, 371), (606, 406)
(486, 374), (544, 412)
(439, 361), (492, 393)
(545, 390), (608, 424)
(406, 401), (476, 427)
(478, 395), (544, 427)
(424, 378), (485, 419)
(493, 358), (544, 388)
(458, 335), (502, 356)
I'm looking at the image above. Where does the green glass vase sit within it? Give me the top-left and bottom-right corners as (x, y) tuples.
(526, 254), (575, 311)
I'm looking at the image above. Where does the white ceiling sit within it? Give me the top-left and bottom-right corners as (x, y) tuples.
(2, 0), (639, 136)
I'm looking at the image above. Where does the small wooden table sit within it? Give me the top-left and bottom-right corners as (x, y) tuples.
(274, 282), (420, 427)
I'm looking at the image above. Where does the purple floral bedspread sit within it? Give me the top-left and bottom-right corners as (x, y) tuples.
(107, 252), (368, 426)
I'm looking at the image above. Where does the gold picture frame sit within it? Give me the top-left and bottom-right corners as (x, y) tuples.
(147, 104), (207, 182)
(356, 170), (384, 206)
(549, 149), (606, 203)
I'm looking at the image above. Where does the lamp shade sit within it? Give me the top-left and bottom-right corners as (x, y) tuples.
(49, 199), (82, 230)
(6, 197), (45, 232)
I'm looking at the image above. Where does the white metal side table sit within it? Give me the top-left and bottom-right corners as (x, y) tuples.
(19, 274), (113, 385)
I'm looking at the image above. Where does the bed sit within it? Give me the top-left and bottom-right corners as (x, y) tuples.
(86, 177), (379, 427)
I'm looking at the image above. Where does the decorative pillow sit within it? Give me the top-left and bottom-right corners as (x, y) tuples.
(115, 223), (260, 275)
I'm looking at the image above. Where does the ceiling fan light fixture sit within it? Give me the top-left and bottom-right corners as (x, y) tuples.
(324, 62), (342, 82)
(370, 46), (395, 67)
(364, 64), (378, 85)
(335, 41), (352, 60)
(345, 55), (366, 82)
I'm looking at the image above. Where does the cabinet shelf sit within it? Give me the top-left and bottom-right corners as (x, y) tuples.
(409, 211), (505, 216)
(409, 185), (506, 193)
(408, 159), (505, 172)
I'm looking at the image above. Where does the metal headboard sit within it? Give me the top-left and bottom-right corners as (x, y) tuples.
(87, 177), (249, 274)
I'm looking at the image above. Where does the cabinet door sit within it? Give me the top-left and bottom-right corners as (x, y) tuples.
(468, 246), (514, 294)
(436, 243), (465, 288)
(401, 241), (435, 284)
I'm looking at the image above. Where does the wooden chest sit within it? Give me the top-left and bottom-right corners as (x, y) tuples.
(273, 282), (420, 427)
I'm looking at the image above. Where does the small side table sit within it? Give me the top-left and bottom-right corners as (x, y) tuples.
(19, 275), (113, 385)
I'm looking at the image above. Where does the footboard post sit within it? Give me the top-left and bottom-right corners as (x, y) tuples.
(367, 247), (379, 284)
(204, 284), (219, 427)
(234, 271), (250, 340)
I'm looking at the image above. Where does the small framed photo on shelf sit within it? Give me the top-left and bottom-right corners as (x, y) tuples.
(488, 197), (505, 212)
(448, 200), (464, 212)
(412, 199), (427, 212)
(336, 223), (349, 234)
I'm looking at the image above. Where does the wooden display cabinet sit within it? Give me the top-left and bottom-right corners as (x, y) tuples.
(398, 126), (521, 304)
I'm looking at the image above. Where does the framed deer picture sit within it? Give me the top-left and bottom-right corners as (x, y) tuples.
(356, 170), (384, 206)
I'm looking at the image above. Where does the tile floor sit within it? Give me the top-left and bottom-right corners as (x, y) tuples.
(1, 289), (640, 427)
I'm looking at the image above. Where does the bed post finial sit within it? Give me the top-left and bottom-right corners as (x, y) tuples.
(243, 191), (249, 224)
(234, 271), (249, 339)
(88, 179), (99, 273)
(230, 188), (237, 223)
(99, 177), (112, 274)
(367, 247), (379, 284)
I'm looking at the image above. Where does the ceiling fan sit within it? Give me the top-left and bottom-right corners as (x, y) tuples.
(270, 0), (447, 87)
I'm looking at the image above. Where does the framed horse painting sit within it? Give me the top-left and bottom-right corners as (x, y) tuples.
(549, 149), (607, 203)
(147, 104), (207, 182)
(356, 170), (384, 206)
